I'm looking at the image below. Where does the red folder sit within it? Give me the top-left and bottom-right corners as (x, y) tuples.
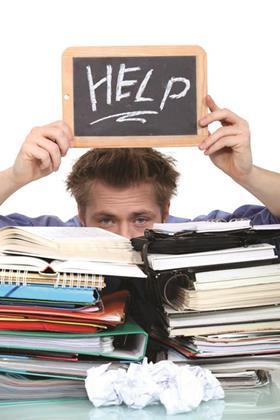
(0, 290), (129, 327)
(0, 320), (100, 333)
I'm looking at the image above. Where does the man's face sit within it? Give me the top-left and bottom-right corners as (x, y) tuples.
(78, 181), (169, 239)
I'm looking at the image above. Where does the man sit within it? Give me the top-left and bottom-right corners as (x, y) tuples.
(1, 96), (280, 234)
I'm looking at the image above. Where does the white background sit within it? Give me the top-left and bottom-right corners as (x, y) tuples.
(0, 0), (279, 221)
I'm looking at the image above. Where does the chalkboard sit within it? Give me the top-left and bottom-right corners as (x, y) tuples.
(62, 46), (208, 147)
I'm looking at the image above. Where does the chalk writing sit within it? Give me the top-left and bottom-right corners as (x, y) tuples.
(86, 63), (190, 125)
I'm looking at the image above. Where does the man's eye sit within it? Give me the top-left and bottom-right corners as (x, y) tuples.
(135, 217), (149, 225)
(99, 218), (114, 226)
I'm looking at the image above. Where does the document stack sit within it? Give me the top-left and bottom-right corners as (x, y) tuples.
(0, 226), (148, 401)
(132, 220), (280, 389)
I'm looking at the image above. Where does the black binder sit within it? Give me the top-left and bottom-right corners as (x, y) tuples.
(131, 227), (280, 255)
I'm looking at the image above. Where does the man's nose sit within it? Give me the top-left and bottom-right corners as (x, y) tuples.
(117, 223), (134, 239)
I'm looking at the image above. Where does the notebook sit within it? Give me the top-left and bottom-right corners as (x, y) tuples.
(147, 243), (277, 271)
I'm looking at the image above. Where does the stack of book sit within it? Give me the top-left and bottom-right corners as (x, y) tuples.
(0, 226), (148, 401)
(132, 220), (280, 388)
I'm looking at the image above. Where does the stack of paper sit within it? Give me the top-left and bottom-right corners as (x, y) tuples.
(135, 221), (280, 388)
(0, 226), (148, 402)
(0, 373), (87, 400)
(0, 288), (148, 401)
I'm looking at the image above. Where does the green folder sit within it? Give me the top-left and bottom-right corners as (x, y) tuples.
(0, 320), (148, 362)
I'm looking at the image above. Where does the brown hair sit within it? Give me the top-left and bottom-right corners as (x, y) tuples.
(66, 148), (179, 211)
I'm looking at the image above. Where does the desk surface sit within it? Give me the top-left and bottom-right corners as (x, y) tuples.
(1, 372), (280, 420)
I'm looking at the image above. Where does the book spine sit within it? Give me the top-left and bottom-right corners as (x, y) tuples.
(0, 270), (105, 289)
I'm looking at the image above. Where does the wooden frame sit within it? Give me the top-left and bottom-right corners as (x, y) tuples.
(62, 45), (208, 148)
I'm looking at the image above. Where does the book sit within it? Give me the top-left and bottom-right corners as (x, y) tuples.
(164, 305), (280, 329)
(193, 274), (280, 291)
(147, 243), (277, 271)
(0, 319), (148, 361)
(180, 333), (280, 358)
(167, 321), (280, 337)
(0, 254), (146, 279)
(194, 263), (280, 284)
(193, 275), (280, 291)
(0, 226), (142, 264)
(166, 282), (280, 311)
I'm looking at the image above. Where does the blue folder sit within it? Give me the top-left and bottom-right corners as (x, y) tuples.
(0, 284), (99, 304)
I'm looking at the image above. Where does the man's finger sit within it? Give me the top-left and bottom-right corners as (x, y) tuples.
(199, 126), (242, 151)
(206, 94), (219, 112)
(204, 136), (237, 156)
(199, 108), (239, 127)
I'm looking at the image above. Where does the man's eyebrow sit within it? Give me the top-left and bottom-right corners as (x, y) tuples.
(92, 211), (156, 218)
(131, 211), (156, 217)
(92, 212), (116, 218)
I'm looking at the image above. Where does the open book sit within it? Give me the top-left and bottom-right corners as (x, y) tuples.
(0, 226), (142, 264)
(0, 254), (146, 288)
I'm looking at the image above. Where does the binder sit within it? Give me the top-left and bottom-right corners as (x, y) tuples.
(0, 319), (148, 361)
(131, 224), (280, 255)
(142, 266), (280, 312)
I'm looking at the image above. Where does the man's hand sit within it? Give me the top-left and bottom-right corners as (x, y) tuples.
(199, 95), (252, 182)
(11, 121), (73, 187)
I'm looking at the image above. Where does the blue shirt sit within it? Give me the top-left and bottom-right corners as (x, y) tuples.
(1, 204), (280, 227)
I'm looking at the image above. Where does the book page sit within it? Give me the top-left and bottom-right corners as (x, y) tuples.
(12, 226), (129, 241)
(0, 255), (48, 271)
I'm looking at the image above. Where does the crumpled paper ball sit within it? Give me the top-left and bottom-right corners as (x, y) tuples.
(85, 359), (224, 415)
